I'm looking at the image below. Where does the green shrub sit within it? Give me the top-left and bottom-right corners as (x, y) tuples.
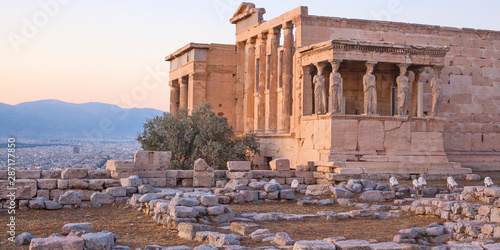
(137, 102), (259, 170)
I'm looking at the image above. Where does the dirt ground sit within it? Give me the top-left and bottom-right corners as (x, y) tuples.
(0, 205), (198, 250)
(1, 201), (443, 249)
(1, 171), (497, 249)
(230, 201), (445, 247)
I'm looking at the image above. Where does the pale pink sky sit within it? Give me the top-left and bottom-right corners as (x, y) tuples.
(1, 0), (499, 111)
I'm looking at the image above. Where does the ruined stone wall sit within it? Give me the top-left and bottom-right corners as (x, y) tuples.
(295, 15), (500, 170)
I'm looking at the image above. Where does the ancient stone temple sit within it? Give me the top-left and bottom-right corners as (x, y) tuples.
(166, 3), (500, 176)
(165, 43), (238, 128)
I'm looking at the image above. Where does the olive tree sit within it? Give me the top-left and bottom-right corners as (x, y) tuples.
(137, 102), (259, 170)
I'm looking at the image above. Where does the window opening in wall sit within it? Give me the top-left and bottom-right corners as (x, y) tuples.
(256, 58), (260, 92)
(267, 55), (271, 90)
(279, 50), (284, 88)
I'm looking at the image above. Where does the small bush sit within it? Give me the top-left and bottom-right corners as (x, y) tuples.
(137, 102), (259, 170)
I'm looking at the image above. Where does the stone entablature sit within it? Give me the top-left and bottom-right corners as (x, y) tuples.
(298, 39), (450, 67)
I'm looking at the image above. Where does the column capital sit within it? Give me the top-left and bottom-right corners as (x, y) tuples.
(412, 67), (425, 75)
(257, 32), (268, 40)
(270, 27), (281, 36)
(397, 63), (410, 71)
(169, 81), (179, 88)
(246, 37), (256, 45)
(433, 65), (444, 75)
(283, 21), (293, 30)
(314, 61), (328, 72)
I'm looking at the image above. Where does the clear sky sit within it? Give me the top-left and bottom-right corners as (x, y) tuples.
(1, 0), (499, 112)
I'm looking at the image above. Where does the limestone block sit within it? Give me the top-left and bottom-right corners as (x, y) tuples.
(88, 169), (111, 179)
(270, 158), (290, 171)
(194, 158), (213, 172)
(177, 223), (211, 240)
(37, 179), (57, 190)
(331, 119), (358, 151)
(62, 222), (93, 235)
(106, 187), (126, 197)
(36, 190), (50, 200)
(134, 151), (171, 171)
(361, 190), (386, 202)
(227, 161), (251, 172)
(29, 236), (84, 250)
(358, 120), (384, 151)
(227, 171), (252, 179)
(444, 132), (471, 152)
(312, 119), (332, 150)
(231, 222), (260, 236)
(411, 132), (444, 152)
(68, 179), (89, 189)
(169, 206), (199, 218)
(120, 175), (142, 187)
(61, 168), (88, 179)
(88, 179), (105, 190)
(305, 184), (332, 196)
(106, 160), (134, 172)
(81, 231), (116, 250)
(17, 170), (41, 179)
(90, 192), (115, 205)
(41, 170), (61, 179)
(146, 178), (168, 187)
(193, 172), (215, 187)
(181, 179), (193, 187)
(178, 171), (194, 178)
(103, 179), (121, 188)
(384, 121), (410, 152)
(0, 179), (37, 199)
(58, 190), (82, 205)
(50, 189), (64, 200)
(293, 240), (336, 250)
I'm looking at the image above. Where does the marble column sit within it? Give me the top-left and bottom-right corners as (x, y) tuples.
(302, 65), (313, 116)
(169, 80), (179, 114)
(313, 62), (327, 115)
(278, 22), (294, 133)
(431, 66), (443, 117)
(329, 59), (343, 114)
(411, 68), (424, 117)
(396, 63), (410, 116)
(255, 32), (267, 132)
(266, 27), (280, 133)
(362, 62), (377, 115)
(179, 77), (188, 110)
(244, 38), (256, 132)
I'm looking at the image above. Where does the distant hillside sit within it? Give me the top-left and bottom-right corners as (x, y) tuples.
(0, 100), (165, 140)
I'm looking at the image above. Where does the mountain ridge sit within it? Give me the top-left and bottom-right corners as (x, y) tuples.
(0, 99), (166, 140)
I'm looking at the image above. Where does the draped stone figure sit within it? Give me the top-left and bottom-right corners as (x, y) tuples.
(431, 67), (443, 116)
(396, 64), (410, 116)
(329, 60), (343, 114)
(313, 63), (327, 115)
(363, 63), (377, 115)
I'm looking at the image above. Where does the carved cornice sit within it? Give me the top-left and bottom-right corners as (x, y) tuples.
(302, 113), (447, 122)
(299, 39), (450, 57)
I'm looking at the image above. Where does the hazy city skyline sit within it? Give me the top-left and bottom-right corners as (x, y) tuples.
(1, 0), (499, 111)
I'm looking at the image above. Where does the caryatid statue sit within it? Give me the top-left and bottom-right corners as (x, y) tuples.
(313, 63), (327, 115)
(431, 66), (443, 116)
(363, 62), (377, 115)
(329, 60), (343, 114)
(396, 64), (410, 116)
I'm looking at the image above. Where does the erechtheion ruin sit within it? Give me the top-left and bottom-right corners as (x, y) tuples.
(166, 3), (500, 177)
